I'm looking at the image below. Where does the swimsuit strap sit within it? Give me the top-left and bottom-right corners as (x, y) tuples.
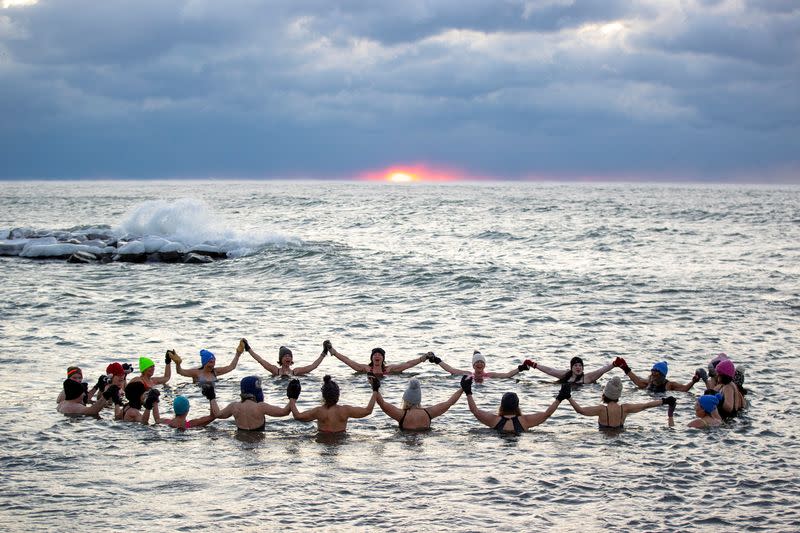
(511, 416), (523, 435)
(493, 416), (508, 432)
(399, 409), (408, 430)
(424, 408), (432, 422)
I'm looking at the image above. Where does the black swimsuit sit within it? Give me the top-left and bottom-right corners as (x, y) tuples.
(494, 416), (524, 435)
(647, 381), (667, 393)
(598, 404), (624, 429)
(399, 408), (432, 430)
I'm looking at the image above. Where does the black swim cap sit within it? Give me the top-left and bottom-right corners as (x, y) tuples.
(124, 382), (146, 410)
(63, 379), (84, 401)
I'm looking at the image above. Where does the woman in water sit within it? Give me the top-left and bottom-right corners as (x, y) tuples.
(175, 342), (242, 384)
(687, 393), (722, 429)
(566, 376), (676, 430)
(615, 358), (701, 393)
(245, 339), (328, 377)
(291, 375), (378, 432)
(212, 376), (298, 431)
(374, 377), (463, 430)
(713, 359), (746, 419)
(57, 378), (110, 417)
(119, 381), (161, 424)
(461, 376), (569, 434)
(159, 393), (218, 430)
(433, 350), (533, 383)
(56, 366), (105, 404)
(328, 342), (428, 377)
(128, 354), (173, 390)
(527, 356), (615, 386)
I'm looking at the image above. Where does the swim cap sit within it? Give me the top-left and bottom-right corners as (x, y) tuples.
(124, 381), (146, 410)
(240, 376), (264, 403)
(402, 378), (422, 407)
(651, 361), (668, 377)
(139, 357), (155, 372)
(321, 375), (340, 406)
(500, 392), (519, 413)
(603, 377), (623, 401)
(570, 357), (584, 368)
(707, 353), (729, 376)
(472, 351), (486, 365)
(698, 394), (720, 415)
(716, 359), (735, 378)
(371, 347), (386, 358)
(63, 378), (85, 400)
(200, 349), (215, 368)
(173, 396), (190, 416)
(106, 362), (125, 376)
(66, 366), (82, 378)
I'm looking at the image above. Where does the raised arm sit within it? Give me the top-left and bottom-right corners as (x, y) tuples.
(290, 402), (319, 422)
(213, 402), (236, 420)
(667, 375), (700, 392)
(567, 398), (603, 417)
(387, 354), (427, 373)
(521, 399), (563, 428)
(346, 391), (378, 419)
(466, 394), (499, 428)
(187, 399), (219, 428)
(426, 388), (464, 419)
(293, 348), (327, 376)
(532, 363), (565, 379)
(151, 362), (171, 385)
(583, 362), (614, 384)
(613, 358), (648, 389)
(175, 362), (200, 379)
(245, 340), (280, 376)
(328, 345), (368, 373)
(214, 351), (242, 375)
(375, 391), (404, 422)
(84, 395), (109, 416)
(489, 366), (522, 379)
(622, 399), (662, 415)
(436, 359), (470, 376)
(262, 401), (292, 418)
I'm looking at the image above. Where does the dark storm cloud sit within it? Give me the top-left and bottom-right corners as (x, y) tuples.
(0, 0), (797, 181)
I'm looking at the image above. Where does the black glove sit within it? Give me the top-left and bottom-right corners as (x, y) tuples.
(287, 379), (301, 399)
(460, 375), (473, 395)
(103, 384), (123, 405)
(323, 340), (332, 355)
(122, 363), (134, 374)
(144, 389), (160, 410)
(242, 338), (251, 352)
(662, 396), (676, 408)
(369, 375), (380, 392)
(518, 363), (529, 372)
(201, 383), (216, 401)
(426, 352), (442, 364)
(82, 382), (89, 393)
(165, 351), (172, 364)
(95, 374), (109, 392)
(556, 382), (572, 401)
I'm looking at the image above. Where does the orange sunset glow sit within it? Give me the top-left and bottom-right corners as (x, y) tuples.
(359, 165), (464, 183)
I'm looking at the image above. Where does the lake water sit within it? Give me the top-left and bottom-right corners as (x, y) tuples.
(1, 180), (799, 531)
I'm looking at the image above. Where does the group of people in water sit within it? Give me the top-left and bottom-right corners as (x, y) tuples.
(57, 338), (748, 434)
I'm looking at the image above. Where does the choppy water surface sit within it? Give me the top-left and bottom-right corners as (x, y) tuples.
(1, 181), (799, 532)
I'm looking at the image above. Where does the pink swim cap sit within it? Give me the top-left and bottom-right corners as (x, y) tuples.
(716, 359), (735, 378)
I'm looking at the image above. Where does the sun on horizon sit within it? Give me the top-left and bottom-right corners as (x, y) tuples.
(359, 165), (465, 183)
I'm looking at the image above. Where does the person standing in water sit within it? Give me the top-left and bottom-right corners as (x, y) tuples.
(432, 350), (533, 383)
(328, 343), (428, 377)
(174, 342), (242, 384)
(374, 377), (464, 430)
(615, 359), (701, 393)
(57, 378), (109, 416)
(713, 359), (746, 419)
(212, 376), (298, 431)
(245, 339), (328, 377)
(687, 393), (722, 429)
(291, 375), (378, 432)
(566, 376), (676, 430)
(128, 354), (173, 390)
(461, 376), (569, 434)
(526, 356), (615, 386)
(159, 392), (218, 430)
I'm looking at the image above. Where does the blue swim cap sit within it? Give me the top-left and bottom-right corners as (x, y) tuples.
(200, 349), (215, 368)
(651, 361), (668, 377)
(697, 394), (719, 415)
(240, 376), (264, 403)
(173, 395), (190, 416)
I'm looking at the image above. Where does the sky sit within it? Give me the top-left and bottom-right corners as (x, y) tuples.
(0, 0), (798, 182)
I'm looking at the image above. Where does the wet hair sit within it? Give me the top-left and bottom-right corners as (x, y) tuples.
(321, 375), (340, 407)
(368, 348), (387, 372)
(498, 392), (521, 416)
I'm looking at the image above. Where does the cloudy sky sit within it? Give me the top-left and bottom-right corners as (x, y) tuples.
(1, 0), (798, 182)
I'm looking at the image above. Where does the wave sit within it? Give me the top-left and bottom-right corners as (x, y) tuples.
(0, 198), (297, 264)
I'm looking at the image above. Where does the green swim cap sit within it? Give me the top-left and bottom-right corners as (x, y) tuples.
(139, 357), (155, 372)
